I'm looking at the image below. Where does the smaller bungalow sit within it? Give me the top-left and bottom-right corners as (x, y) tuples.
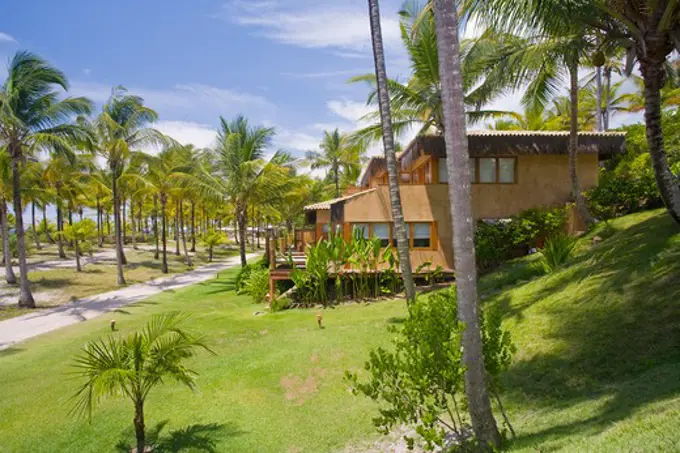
(298, 130), (626, 273)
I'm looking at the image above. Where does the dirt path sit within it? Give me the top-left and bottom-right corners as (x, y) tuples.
(0, 253), (258, 351)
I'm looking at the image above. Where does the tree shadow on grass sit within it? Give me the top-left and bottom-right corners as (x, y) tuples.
(201, 276), (238, 295)
(486, 213), (680, 449)
(116, 420), (243, 453)
(0, 346), (23, 357)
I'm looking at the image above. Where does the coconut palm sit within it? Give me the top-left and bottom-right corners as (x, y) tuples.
(91, 86), (165, 285)
(201, 229), (226, 262)
(60, 219), (97, 272)
(367, 0), (416, 302)
(353, 2), (519, 144)
(0, 147), (17, 284)
(306, 129), (366, 197)
(71, 311), (211, 453)
(211, 116), (284, 267)
(432, 0), (502, 447)
(0, 51), (93, 307)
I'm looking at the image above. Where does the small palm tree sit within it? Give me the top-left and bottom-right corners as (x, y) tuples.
(71, 312), (212, 453)
(60, 219), (97, 272)
(201, 229), (226, 262)
(306, 129), (366, 197)
(0, 51), (93, 308)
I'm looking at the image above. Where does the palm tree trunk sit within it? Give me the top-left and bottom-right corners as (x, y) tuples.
(367, 0), (416, 302)
(106, 210), (111, 236)
(1, 199), (17, 284)
(42, 205), (55, 244)
(334, 162), (340, 198)
(153, 195), (160, 260)
(31, 202), (41, 250)
(595, 66), (603, 132)
(112, 166), (126, 285)
(234, 218), (239, 244)
(190, 201), (196, 252)
(122, 197), (127, 245)
(97, 198), (103, 247)
(74, 236), (81, 272)
(568, 59), (595, 227)
(432, 0), (501, 447)
(56, 204), (67, 259)
(180, 202), (192, 267)
(604, 66), (612, 130)
(131, 198), (138, 250)
(237, 204), (248, 267)
(174, 199), (180, 256)
(134, 400), (145, 453)
(10, 148), (35, 308)
(139, 203), (145, 243)
(161, 195), (168, 273)
(640, 59), (680, 225)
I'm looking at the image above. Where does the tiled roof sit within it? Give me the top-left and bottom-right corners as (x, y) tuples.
(466, 130), (627, 137)
(304, 189), (377, 211)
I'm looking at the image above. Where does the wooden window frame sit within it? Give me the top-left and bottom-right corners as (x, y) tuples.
(348, 222), (439, 252)
(470, 156), (518, 185)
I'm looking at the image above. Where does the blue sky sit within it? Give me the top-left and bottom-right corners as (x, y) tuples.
(0, 0), (419, 156)
(1, 0), (642, 159)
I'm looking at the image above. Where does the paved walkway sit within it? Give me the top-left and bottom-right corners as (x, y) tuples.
(0, 253), (258, 351)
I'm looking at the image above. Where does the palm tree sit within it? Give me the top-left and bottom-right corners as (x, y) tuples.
(353, 3), (518, 143)
(0, 51), (93, 307)
(71, 312), (211, 453)
(212, 116), (281, 267)
(432, 0), (502, 447)
(0, 147), (17, 284)
(92, 86), (164, 285)
(61, 219), (97, 272)
(367, 0), (416, 302)
(306, 129), (365, 197)
(201, 229), (225, 262)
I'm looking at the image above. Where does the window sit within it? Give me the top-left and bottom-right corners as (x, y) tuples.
(352, 223), (369, 239)
(478, 158), (497, 183)
(469, 159), (476, 183)
(392, 223), (409, 247)
(498, 157), (516, 183)
(373, 223), (390, 247)
(438, 158), (448, 183)
(413, 223), (431, 248)
(322, 224), (330, 234)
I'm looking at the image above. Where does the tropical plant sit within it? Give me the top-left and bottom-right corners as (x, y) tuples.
(346, 288), (515, 450)
(71, 312), (211, 453)
(91, 86), (165, 284)
(306, 129), (366, 197)
(201, 229), (226, 262)
(0, 51), (93, 307)
(367, 0), (417, 303)
(432, 0), (502, 445)
(244, 266), (270, 304)
(60, 219), (97, 272)
(541, 234), (577, 272)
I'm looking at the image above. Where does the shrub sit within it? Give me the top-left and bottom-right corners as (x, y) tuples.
(541, 234), (577, 272)
(244, 267), (270, 304)
(236, 259), (266, 295)
(270, 296), (292, 313)
(346, 289), (515, 450)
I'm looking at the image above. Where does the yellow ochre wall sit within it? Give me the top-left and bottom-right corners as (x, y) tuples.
(340, 153), (599, 271)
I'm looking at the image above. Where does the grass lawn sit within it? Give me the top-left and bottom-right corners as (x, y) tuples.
(0, 242), (240, 320)
(0, 209), (679, 452)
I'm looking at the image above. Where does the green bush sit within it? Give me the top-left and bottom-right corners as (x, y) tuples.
(346, 288), (515, 450)
(541, 234), (577, 272)
(270, 296), (292, 313)
(244, 267), (270, 304)
(235, 259), (266, 295)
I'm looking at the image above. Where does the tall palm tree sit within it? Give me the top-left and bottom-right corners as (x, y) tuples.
(0, 51), (93, 307)
(0, 147), (17, 284)
(211, 116), (281, 267)
(306, 129), (365, 197)
(367, 0), (416, 302)
(92, 86), (164, 285)
(432, 0), (501, 447)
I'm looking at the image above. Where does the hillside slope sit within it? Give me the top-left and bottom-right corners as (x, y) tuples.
(486, 210), (680, 452)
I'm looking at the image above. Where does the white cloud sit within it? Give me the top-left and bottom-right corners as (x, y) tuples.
(222, 1), (401, 52)
(273, 128), (320, 153)
(327, 99), (374, 125)
(0, 32), (16, 43)
(155, 120), (218, 149)
(280, 69), (366, 79)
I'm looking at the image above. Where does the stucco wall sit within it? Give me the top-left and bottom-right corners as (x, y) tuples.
(340, 153), (599, 271)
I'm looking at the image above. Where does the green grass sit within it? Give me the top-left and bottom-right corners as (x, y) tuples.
(0, 210), (679, 452)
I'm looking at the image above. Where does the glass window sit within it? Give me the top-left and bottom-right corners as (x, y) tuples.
(392, 223), (409, 247)
(499, 157), (516, 183)
(373, 223), (390, 247)
(438, 158), (448, 183)
(400, 172), (411, 184)
(413, 223), (431, 248)
(353, 223), (369, 239)
(322, 224), (330, 233)
(470, 158), (477, 183)
(479, 158), (497, 183)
